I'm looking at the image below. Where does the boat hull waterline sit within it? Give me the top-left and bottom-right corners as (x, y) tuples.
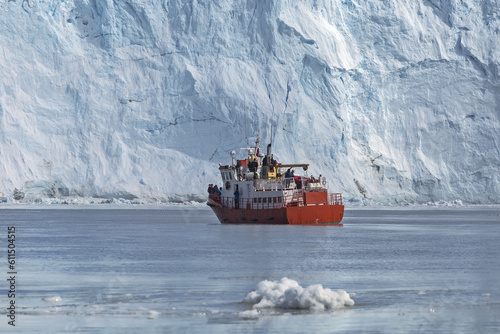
(208, 199), (344, 225)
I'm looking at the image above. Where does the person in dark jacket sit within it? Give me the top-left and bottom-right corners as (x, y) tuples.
(207, 184), (213, 199)
(234, 186), (240, 209)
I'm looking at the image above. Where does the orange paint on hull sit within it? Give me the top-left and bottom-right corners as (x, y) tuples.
(209, 203), (344, 225)
(286, 204), (344, 225)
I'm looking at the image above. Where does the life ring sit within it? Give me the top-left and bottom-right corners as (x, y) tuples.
(225, 181), (231, 190)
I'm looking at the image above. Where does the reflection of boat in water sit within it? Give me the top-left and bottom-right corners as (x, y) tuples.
(207, 137), (344, 225)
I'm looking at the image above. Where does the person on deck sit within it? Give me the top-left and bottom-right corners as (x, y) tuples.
(234, 186), (240, 209)
(213, 185), (220, 201)
(249, 159), (258, 172)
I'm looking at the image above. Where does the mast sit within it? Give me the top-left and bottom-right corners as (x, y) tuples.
(244, 98), (248, 147)
(270, 124), (273, 147)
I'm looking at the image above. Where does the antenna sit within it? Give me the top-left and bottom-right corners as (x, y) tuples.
(270, 124), (273, 146)
(244, 98), (248, 146)
(231, 150), (236, 166)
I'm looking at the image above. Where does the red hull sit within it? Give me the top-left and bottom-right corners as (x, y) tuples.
(208, 202), (344, 225)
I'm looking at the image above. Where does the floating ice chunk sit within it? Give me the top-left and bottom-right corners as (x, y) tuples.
(244, 278), (354, 310)
(43, 296), (62, 303)
(192, 312), (206, 317)
(147, 310), (160, 319)
(239, 309), (260, 319)
(134, 307), (160, 319)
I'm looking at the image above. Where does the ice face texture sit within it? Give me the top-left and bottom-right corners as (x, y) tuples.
(0, 1), (498, 203)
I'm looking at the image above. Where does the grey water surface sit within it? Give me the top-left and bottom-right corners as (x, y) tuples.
(0, 206), (499, 333)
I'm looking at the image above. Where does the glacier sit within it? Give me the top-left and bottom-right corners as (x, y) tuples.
(0, 0), (499, 204)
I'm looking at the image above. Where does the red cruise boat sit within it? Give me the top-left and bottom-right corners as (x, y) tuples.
(207, 137), (344, 225)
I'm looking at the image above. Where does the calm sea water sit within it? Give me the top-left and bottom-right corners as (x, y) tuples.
(0, 206), (499, 333)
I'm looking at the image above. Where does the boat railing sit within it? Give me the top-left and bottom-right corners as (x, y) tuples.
(213, 192), (343, 210)
(328, 193), (343, 206)
(253, 176), (320, 191)
(253, 177), (296, 191)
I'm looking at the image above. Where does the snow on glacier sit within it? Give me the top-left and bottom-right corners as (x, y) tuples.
(0, 0), (498, 204)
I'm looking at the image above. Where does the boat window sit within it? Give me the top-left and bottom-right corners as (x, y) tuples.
(273, 197), (277, 203)
(258, 198), (262, 203)
(263, 198), (267, 203)
(253, 198), (257, 203)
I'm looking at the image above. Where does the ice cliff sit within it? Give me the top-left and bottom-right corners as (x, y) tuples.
(0, 0), (499, 204)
